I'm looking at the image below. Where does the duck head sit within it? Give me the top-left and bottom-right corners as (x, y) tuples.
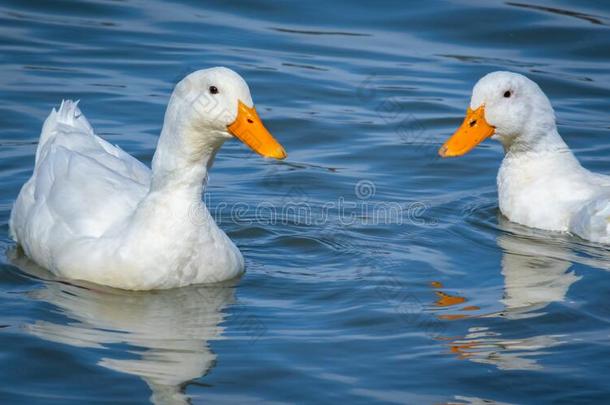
(439, 71), (556, 157)
(169, 67), (286, 160)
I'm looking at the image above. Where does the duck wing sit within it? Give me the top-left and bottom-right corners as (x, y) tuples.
(10, 100), (151, 263)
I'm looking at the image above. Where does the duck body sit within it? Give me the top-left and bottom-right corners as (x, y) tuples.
(10, 101), (243, 290)
(440, 71), (610, 243)
(498, 141), (610, 240)
(10, 68), (285, 290)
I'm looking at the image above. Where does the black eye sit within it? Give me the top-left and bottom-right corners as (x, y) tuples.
(504, 90), (512, 98)
(209, 86), (219, 95)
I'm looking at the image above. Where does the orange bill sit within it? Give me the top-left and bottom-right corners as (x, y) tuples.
(438, 106), (495, 157)
(227, 100), (287, 159)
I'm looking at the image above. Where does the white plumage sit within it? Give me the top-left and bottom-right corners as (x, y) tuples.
(443, 71), (610, 243)
(9, 67), (285, 290)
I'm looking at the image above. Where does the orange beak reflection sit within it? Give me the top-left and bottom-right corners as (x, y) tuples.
(438, 106), (495, 157)
(227, 100), (287, 159)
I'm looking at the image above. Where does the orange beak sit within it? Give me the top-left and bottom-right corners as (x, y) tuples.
(438, 106), (495, 157)
(227, 100), (287, 159)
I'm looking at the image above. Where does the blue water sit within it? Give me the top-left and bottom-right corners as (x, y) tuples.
(1, 0), (610, 403)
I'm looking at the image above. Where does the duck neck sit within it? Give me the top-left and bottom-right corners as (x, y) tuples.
(504, 127), (571, 157)
(149, 99), (224, 199)
(124, 117), (225, 248)
(498, 125), (585, 210)
(501, 123), (581, 177)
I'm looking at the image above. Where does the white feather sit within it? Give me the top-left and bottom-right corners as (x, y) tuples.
(9, 68), (255, 290)
(465, 72), (610, 243)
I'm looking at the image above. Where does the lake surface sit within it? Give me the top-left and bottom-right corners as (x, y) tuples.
(1, 0), (610, 403)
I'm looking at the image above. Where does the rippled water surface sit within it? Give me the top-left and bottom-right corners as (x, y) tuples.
(1, 0), (610, 403)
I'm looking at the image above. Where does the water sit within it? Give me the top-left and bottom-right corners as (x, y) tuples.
(1, 0), (610, 403)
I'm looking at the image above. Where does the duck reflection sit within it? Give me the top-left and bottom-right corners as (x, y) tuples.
(496, 216), (581, 319)
(437, 216), (583, 370)
(8, 248), (235, 405)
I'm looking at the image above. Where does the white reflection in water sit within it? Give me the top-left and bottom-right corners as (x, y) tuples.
(447, 216), (586, 370)
(497, 217), (582, 319)
(9, 248), (234, 405)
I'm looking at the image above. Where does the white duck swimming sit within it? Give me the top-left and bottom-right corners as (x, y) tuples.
(439, 71), (610, 243)
(10, 67), (286, 290)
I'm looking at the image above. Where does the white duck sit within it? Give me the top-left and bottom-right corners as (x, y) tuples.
(10, 67), (286, 290)
(439, 71), (610, 243)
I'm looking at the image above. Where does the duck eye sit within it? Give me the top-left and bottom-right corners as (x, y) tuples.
(209, 86), (219, 95)
(504, 90), (512, 98)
